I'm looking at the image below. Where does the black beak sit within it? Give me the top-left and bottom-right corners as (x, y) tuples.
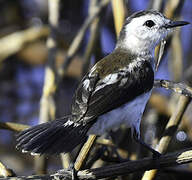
(164, 20), (190, 29)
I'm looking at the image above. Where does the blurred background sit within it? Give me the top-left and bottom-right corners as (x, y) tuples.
(0, 0), (191, 179)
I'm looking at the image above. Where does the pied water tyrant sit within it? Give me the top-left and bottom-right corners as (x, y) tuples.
(16, 10), (189, 157)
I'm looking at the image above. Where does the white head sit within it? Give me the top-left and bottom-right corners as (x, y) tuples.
(116, 10), (189, 55)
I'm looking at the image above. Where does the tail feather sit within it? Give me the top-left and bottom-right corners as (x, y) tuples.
(46, 124), (90, 154)
(17, 122), (51, 142)
(22, 126), (61, 152)
(33, 128), (67, 154)
(17, 126), (49, 147)
(26, 127), (64, 154)
(16, 116), (91, 154)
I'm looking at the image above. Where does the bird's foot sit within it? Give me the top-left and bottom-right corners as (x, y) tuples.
(133, 130), (161, 159)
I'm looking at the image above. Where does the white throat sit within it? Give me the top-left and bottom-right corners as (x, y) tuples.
(116, 34), (155, 56)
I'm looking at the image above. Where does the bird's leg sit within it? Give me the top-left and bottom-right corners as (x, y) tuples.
(69, 163), (78, 180)
(133, 129), (161, 158)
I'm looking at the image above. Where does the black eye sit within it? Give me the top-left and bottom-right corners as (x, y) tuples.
(144, 20), (155, 28)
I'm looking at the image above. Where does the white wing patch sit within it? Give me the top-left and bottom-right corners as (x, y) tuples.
(127, 58), (145, 72)
(119, 77), (127, 86)
(128, 60), (140, 71)
(94, 73), (118, 92)
(83, 79), (90, 90)
(22, 149), (28, 153)
(31, 152), (40, 156)
(89, 64), (97, 76)
(63, 119), (80, 127)
(93, 60), (143, 92)
(103, 73), (118, 84)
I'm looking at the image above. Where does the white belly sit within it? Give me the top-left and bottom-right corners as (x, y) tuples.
(87, 91), (151, 136)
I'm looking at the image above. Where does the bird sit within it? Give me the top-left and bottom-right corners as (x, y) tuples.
(16, 10), (189, 157)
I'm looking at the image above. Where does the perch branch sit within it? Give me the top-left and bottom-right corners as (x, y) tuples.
(154, 79), (192, 98)
(0, 122), (29, 132)
(1, 148), (192, 179)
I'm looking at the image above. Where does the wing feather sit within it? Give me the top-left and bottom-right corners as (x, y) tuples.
(71, 51), (154, 124)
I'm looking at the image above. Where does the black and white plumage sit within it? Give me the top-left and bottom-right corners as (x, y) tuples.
(16, 10), (189, 155)
(74, 49), (154, 136)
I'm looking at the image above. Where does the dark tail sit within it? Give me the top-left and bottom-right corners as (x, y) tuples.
(16, 116), (91, 155)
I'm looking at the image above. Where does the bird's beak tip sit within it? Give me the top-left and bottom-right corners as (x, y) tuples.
(165, 20), (190, 29)
(178, 21), (190, 26)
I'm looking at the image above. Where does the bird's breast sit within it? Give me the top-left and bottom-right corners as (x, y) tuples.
(87, 91), (152, 135)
